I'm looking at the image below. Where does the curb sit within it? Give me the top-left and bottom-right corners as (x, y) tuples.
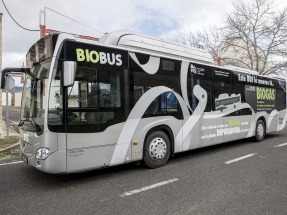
(0, 142), (20, 153)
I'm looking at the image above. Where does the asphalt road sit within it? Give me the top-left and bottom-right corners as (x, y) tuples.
(1, 128), (287, 215)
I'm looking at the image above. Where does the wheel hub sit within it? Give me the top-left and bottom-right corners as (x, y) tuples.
(257, 124), (264, 139)
(149, 137), (167, 161)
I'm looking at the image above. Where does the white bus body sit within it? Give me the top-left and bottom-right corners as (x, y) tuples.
(2, 31), (286, 173)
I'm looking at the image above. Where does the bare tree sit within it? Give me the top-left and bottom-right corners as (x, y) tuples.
(173, 26), (225, 65)
(224, 0), (287, 74)
(173, 0), (287, 75)
(173, 27), (199, 47)
(196, 26), (225, 63)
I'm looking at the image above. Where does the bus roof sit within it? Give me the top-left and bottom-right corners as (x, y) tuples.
(99, 30), (214, 65)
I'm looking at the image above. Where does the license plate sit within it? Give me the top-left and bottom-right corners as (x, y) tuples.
(21, 155), (28, 163)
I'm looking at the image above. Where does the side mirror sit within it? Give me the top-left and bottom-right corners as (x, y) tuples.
(0, 68), (29, 89)
(63, 61), (77, 87)
(0, 72), (5, 89)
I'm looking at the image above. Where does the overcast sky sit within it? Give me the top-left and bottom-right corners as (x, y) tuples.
(1, 0), (287, 73)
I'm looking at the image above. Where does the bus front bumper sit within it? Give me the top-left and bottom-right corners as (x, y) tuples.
(22, 150), (67, 174)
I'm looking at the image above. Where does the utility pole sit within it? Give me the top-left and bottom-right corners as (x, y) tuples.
(38, 8), (98, 41)
(39, 8), (46, 38)
(216, 48), (222, 66)
(39, 8), (58, 38)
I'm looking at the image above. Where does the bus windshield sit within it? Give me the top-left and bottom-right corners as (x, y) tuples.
(20, 59), (51, 132)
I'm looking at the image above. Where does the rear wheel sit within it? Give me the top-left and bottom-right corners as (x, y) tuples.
(255, 119), (265, 142)
(143, 131), (171, 169)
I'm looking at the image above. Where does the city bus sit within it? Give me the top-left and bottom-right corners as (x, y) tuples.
(1, 31), (286, 174)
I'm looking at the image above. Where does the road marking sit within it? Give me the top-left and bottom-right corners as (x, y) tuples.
(120, 178), (179, 197)
(225, 153), (257, 164)
(0, 161), (23, 166)
(274, 143), (287, 148)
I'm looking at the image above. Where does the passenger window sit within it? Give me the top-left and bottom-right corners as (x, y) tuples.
(131, 55), (182, 119)
(189, 64), (212, 112)
(213, 69), (232, 111)
(63, 67), (124, 133)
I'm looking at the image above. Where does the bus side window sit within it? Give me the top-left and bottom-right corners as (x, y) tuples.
(189, 64), (212, 112)
(131, 57), (182, 119)
(213, 69), (231, 111)
(277, 89), (286, 111)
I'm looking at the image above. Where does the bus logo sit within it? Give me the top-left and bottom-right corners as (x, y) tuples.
(76, 48), (122, 66)
(190, 64), (204, 75)
(23, 133), (29, 142)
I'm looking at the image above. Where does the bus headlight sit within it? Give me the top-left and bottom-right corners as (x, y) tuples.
(36, 148), (51, 160)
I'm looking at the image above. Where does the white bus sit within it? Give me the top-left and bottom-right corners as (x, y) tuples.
(1, 31), (286, 173)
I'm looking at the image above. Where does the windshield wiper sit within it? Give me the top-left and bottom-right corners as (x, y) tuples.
(18, 116), (42, 132)
(31, 117), (42, 132)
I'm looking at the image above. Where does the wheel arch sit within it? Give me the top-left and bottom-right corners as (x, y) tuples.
(144, 125), (175, 157)
(254, 116), (267, 142)
(257, 116), (266, 132)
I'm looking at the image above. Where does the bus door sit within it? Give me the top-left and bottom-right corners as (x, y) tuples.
(62, 42), (128, 172)
(213, 69), (234, 143)
(64, 65), (127, 172)
(190, 64), (223, 147)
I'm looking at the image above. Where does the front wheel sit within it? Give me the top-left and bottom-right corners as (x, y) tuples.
(143, 131), (171, 169)
(255, 119), (265, 142)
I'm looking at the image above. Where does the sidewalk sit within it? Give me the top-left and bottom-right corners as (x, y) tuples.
(0, 121), (20, 154)
(0, 121), (19, 139)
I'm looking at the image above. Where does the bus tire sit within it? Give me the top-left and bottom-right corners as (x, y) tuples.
(143, 131), (171, 169)
(255, 119), (265, 142)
